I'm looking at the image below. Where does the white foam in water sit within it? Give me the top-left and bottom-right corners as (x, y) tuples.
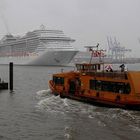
(64, 126), (72, 139)
(97, 120), (106, 127)
(88, 115), (94, 119)
(63, 98), (69, 107)
(64, 133), (71, 139)
(37, 94), (96, 115)
(129, 125), (140, 132)
(36, 91), (140, 127)
(36, 89), (51, 99)
(37, 95), (67, 114)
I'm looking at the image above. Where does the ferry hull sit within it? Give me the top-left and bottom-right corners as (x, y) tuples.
(50, 90), (140, 110)
(0, 50), (78, 66)
(49, 80), (140, 111)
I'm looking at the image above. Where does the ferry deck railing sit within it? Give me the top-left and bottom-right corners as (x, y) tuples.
(83, 71), (128, 80)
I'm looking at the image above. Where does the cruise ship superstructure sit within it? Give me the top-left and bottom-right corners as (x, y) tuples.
(0, 25), (78, 66)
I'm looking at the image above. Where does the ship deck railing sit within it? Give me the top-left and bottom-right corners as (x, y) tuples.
(83, 71), (128, 80)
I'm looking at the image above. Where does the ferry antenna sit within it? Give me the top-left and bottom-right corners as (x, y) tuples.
(84, 43), (99, 50)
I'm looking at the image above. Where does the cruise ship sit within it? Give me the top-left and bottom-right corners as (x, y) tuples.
(0, 25), (78, 66)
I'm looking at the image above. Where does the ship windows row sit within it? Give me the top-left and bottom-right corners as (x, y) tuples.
(53, 76), (64, 85)
(90, 80), (131, 94)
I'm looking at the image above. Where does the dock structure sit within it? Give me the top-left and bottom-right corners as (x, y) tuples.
(0, 81), (8, 90)
(0, 62), (14, 90)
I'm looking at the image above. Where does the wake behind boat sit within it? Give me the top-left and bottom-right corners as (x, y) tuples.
(0, 25), (78, 66)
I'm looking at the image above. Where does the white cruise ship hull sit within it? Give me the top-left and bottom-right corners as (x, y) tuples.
(0, 25), (77, 66)
(0, 50), (78, 66)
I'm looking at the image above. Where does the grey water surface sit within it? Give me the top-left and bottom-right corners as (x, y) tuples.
(0, 64), (140, 140)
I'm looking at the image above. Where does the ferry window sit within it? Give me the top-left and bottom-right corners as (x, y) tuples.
(98, 64), (100, 70)
(96, 80), (102, 90)
(91, 65), (94, 70)
(89, 80), (131, 94)
(80, 65), (83, 70)
(112, 82), (118, 93)
(90, 80), (102, 91)
(76, 65), (81, 70)
(124, 83), (131, 94)
(94, 65), (97, 70)
(102, 81), (110, 91)
(113, 82), (131, 94)
(90, 80), (96, 90)
(53, 76), (64, 85)
(84, 65), (88, 70)
(115, 83), (125, 93)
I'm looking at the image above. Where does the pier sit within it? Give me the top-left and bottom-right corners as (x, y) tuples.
(0, 81), (8, 89)
(0, 62), (14, 90)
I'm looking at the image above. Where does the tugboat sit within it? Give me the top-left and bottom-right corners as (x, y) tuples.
(49, 44), (140, 110)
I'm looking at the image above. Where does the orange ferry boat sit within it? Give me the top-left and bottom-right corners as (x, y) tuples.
(49, 44), (140, 110)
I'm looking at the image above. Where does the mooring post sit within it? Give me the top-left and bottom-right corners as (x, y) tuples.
(9, 62), (13, 90)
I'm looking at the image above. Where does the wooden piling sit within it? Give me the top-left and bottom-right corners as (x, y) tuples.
(9, 62), (13, 90)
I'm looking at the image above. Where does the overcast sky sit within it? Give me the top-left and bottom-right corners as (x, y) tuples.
(0, 0), (140, 56)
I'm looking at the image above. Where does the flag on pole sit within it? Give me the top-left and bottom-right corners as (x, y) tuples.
(92, 50), (105, 57)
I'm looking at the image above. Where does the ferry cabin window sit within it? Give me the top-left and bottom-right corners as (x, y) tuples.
(53, 76), (64, 85)
(76, 65), (85, 71)
(89, 80), (131, 94)
(76, 65), (81, 71)
(90, 80), (96, 90)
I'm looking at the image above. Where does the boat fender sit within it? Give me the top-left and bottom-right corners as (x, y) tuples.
(115, 95), (120, 102)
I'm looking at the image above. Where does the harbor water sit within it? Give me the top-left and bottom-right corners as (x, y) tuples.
(0, 64), (140, 140)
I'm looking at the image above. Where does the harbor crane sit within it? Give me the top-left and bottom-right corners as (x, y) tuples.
(107, 37), (131, 61)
